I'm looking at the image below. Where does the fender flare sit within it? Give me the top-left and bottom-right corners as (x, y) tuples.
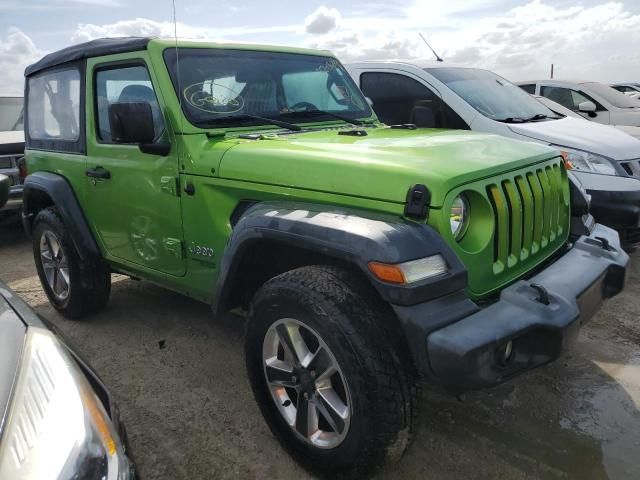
(22, 172), (101, 261)
(212, 202), (467, 313)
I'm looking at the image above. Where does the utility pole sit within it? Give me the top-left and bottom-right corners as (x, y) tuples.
(550, 64), (554, 79)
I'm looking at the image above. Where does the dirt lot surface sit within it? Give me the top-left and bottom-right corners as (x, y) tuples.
(1, 214), (639, 479)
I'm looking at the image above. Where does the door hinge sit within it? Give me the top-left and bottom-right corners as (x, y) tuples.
(160, 176), (180, 196)
(163, 238), (185, 259)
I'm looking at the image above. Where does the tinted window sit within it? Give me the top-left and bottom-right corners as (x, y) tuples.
(28, 68), (80, 141)
(540, 86), (604, 111)
(518, 84), (536, 94)
(163, 49), (372, 128)
(360, 72), (468, 129)
(426, 68), (555, 122)
(95, 65), (164, 143)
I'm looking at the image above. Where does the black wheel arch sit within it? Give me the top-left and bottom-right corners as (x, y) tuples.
(22, 171), (101, 262)
(213, 201), (467, 314)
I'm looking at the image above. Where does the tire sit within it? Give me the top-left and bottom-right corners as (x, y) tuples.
(32, 207), (111, 319)
(245, 265), (415, 477)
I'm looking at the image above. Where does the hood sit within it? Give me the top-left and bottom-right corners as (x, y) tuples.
(217, 127), (558, 207)
(508, 116), (640, 161)
(614, 125), (640, 140)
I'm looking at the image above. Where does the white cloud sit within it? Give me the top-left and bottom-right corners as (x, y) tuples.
(72, 17), (298, 43)
(304, 6), (341, 35)
(0, 28), (42, 96)
(304, 1), (640, 83)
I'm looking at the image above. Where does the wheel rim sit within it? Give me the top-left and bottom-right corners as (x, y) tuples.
(262, 318), (351, 449)
(39, 231), (70, 301)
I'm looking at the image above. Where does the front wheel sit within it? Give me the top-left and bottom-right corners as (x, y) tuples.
(245, 266), (414, 477)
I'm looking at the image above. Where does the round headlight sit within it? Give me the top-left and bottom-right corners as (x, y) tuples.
(450, 194), (469, 241)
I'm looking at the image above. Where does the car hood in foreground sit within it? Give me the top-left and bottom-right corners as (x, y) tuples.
(508, 116), (640, 161)
(215, 127), (558, 207)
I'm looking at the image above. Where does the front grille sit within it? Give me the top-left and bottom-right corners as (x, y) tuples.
(486, 160), (569, 274)
(619, 159), (640, 178)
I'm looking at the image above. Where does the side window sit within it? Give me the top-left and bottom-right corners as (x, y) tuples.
(95, 65), (164, 143)
(28, 68), (81, 141)
(360, 72), (468, 129)
(541, 86), (605, 112)
(518, 84), (536, 94)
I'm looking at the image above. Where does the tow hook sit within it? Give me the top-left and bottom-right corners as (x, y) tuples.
(530, 283), (551, 305)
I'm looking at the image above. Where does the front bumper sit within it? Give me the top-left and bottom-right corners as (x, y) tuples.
(2, 185), (24, 211)
(394, 224), (628, 390)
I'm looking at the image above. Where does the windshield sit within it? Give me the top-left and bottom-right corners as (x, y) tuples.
(426, 67), (557, 122)
(164, 48), (372, 128)
(0, 97), (24, 131)
(580, 82), (640, 108)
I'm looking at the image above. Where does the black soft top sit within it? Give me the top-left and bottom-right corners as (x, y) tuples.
(25, 37), (151, 77)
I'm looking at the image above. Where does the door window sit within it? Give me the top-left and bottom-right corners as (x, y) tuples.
(360, 72), (468, 129)
(540, 86), (605, 111)
(95, 65), (164, 143)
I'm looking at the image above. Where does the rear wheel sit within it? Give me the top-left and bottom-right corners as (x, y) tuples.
(32, 207), (111, 319)
(245, 266), (415, 477)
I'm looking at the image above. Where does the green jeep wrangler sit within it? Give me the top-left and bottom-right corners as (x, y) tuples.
(22, 38), (628, 475)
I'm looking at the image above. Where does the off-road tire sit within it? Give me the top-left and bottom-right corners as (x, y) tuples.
(245, 265), (415, 477)
(32, 207), (111, 319)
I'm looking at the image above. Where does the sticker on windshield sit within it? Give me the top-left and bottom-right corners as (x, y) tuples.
(183, 82), (244, 114)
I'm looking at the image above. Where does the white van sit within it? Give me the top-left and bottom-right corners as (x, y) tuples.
(347, 62), (640, 245)
(517, 80), (640, 127)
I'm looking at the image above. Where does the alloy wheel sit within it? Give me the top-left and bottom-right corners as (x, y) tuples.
(262, 318), (351, 449)
(40, 231), (70, 301)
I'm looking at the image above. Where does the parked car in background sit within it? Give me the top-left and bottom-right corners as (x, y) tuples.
(611, 83), (640, 96)
(0, 96), (26, 214)
(517, 80), (640, 127)
(535, 94), (640, 140)
(0, 281), (135, 479)
(21, 38), (629, 476)
(347, 62), (640, 247)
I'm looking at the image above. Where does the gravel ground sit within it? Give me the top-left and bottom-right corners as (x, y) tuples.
(1, 214), (639, 479)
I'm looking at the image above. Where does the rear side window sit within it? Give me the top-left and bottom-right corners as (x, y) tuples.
(94, 65), (164, 143)
(518, 84), (536, 94)
(360, 72), (468, 129)
(28, 69), (81, 142)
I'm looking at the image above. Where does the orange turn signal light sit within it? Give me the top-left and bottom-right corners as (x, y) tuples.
(560, 151), (574, 170)
(368, 262), (406, 284)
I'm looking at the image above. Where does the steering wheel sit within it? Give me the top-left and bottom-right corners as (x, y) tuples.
(290, 102), (318, 112)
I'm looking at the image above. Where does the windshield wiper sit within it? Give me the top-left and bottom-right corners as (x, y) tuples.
(197, 114), (302, 132)
(283, 109), (364, 126)
(497, 113), (549, 123)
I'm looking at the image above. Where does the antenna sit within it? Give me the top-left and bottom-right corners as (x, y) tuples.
(419, 33), (443, 62)
(171, 0), (184, 158)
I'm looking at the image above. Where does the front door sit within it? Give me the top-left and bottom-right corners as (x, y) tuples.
(85, 57), (186, 276)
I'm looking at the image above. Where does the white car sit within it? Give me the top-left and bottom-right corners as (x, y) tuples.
(535, 95), (640, 141)
(347, 62), (640, 245)
(517, 80), (640, 127)
(611, 83), (640, 97)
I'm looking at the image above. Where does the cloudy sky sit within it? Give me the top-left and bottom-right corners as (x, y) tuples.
(1, 0), (640, 95)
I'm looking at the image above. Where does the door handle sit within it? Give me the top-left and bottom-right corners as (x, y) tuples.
(86, 166), (111, 180)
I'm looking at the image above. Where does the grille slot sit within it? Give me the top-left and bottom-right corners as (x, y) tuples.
(487, 161), (567, 272)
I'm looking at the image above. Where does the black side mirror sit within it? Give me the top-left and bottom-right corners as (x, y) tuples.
(108, 102), (170, 155)
(109, 102), (155, 144)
